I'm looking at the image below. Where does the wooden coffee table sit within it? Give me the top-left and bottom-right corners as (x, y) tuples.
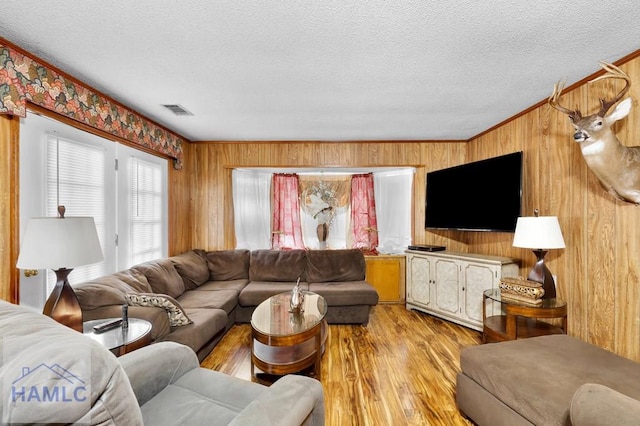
(251, 291), (328, 383)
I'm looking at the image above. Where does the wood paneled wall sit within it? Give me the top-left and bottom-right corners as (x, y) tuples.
(174, 140), (468, 252)
(0, 114), (20, 303)
(171, 53), (640, 361)
(466, 56), (640, 360)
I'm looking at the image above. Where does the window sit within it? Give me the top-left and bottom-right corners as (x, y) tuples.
(19, 113), (168, 307)
(45, 135), (112, 288)
(118, 147), (168, 268)
(232, 167), (414, 253)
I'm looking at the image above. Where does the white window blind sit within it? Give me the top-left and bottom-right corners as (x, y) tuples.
(21, 113), (168, 308)
(128, 157), (164, 265)
(46, 135), (108, 291)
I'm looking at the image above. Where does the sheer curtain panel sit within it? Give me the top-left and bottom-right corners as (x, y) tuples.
(232, 169), (272, 249)
(373, 168), (415, 254)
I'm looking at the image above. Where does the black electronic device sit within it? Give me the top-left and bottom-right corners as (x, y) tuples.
(425, 151), (523, 232)
(408, 245), (446, 252)
(93, 319), (123, 333)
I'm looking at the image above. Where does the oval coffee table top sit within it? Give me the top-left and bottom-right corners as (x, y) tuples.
(252, 291), (327, 337)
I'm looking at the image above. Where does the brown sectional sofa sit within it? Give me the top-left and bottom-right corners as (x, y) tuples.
(76, 248), (378, 361)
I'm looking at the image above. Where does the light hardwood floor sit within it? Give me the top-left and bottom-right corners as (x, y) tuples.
(201, 304), (482, 425)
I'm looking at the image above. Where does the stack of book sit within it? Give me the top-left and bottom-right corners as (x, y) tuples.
(499, 277), (545, 305)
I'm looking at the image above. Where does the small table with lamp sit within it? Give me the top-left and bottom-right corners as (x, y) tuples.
(482, 288), (567, 343)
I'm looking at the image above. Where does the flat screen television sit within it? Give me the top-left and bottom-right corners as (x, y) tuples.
(425, 151), (523, 232)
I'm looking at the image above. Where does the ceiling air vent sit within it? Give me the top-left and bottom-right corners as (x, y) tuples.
(162, 104), (194, 116)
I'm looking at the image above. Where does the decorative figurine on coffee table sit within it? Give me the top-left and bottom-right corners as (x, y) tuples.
(290, 277), (304, 314)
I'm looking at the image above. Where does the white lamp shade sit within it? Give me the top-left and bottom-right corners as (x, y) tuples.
(17, 217), (104, 270)
(512, 216), (566, 249)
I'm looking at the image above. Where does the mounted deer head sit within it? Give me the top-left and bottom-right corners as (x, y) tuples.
(549, 61), (640, 204)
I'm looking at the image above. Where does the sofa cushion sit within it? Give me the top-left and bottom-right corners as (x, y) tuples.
(206, 250), (250, 281)
(238, 281), (309, 307)
(113, 269), (153, 293)
(75, 277), (129, 310)
(308, 281), (379, 306)
(127, 293), (193, 326)
(139, 368), (266, 425)
(170, 250), (210, 290)
(306, 249), (365, 283)
(158, 308), (228, 355)
(249, 250), (307, 282)
(178, 289), (240, 315)
(133, 258), (185, 299)
(195, 279), (249, 292)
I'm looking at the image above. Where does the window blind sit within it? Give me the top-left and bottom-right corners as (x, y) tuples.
(129, 157), (164, 266)
(46, 135), (107, 290)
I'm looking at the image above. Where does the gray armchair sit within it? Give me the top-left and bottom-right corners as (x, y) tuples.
(0, 300), (324, 425)
(120, 341), (325, 425)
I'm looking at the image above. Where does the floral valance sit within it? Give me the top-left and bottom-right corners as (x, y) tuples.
(0, 44), (184, 169)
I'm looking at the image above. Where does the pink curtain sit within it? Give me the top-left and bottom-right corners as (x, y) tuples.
(271, 174), (305, 250)
(351, 173), (378, 251)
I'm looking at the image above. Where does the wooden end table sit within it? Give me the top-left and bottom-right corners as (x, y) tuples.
(482, 288), (567, 343)
(83, 318), (152, 356)
(251, 291), (328, 384)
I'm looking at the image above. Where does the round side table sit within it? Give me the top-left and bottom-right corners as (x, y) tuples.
(482, 288), (567, 343)
(83, 318), (152, 356)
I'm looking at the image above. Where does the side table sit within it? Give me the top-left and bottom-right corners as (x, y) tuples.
(482, 288), (567, 343)
(83, 318), (152, 356)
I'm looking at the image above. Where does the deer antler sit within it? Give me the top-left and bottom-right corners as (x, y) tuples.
(548, 79), (582, 123)
(589, 61), (631, 117)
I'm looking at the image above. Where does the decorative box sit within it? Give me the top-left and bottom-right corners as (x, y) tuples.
(499, 277), (545, 305)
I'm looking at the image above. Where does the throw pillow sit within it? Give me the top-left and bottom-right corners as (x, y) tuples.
(126, 293), (193, 327)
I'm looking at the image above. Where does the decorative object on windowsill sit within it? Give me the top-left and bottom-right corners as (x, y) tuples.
(16, 205), (104, 332)
(302, 179), (337, 248)
(499, 277), (545, 305)
(512, 210), (565, 299)
(290, 277), (304, 314)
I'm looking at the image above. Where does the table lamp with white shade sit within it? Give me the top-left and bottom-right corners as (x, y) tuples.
(16, 206), (103, 332)
(512, 211), (565, 299)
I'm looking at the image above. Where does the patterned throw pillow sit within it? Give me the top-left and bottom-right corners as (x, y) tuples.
(126, 293), (193, 327)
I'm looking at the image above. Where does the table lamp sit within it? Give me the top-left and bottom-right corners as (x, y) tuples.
(512, 211), (565, 299)
(16, 206), (103, 332)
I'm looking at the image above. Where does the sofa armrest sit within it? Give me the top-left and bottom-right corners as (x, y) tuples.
(118, 342), (199, 406)
(570, 383), (640, 426)
(230, 375), (325, 426)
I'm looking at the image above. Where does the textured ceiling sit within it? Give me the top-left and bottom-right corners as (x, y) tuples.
(1, 1), (639, 142)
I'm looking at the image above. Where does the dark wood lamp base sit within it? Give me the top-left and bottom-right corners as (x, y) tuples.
(43, 267), (83, 332)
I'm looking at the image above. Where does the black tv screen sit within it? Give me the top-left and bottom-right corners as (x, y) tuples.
(425, 152), (523, 232)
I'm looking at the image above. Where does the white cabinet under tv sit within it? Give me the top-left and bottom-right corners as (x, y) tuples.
(405, 250), (519, 331)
